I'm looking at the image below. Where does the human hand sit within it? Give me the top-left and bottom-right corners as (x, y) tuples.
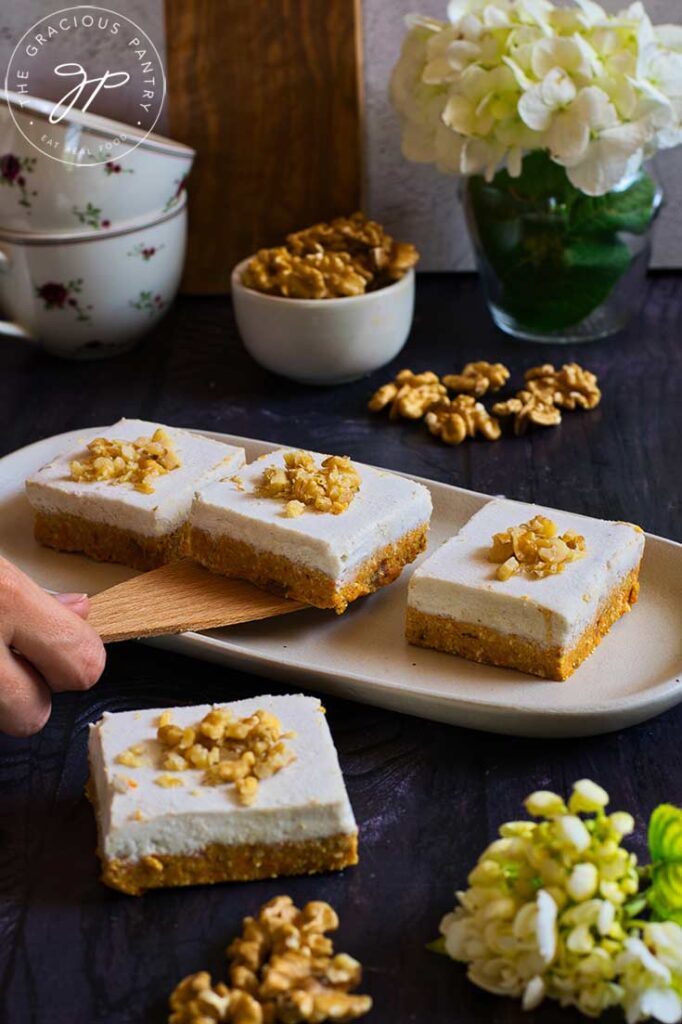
(0, 557), (106, 736)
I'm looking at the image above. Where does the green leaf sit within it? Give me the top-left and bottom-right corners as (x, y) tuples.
(648, 863), (682, 924)
(646, 804), (682, 923)
(426, 937), (447, 955)
(648, 804), (682, 864)
(571, 174), (658, 236)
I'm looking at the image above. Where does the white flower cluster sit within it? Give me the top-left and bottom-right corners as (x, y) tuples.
(440, 780), (682, 1022)
(391, 0), (682, 195)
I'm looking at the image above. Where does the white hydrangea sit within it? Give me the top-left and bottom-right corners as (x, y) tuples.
(391, 0), (682, 195)
(438, 780), (682, 1022)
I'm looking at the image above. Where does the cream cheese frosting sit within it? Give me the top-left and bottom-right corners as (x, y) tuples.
(190, 449), (433, 581)
(408, 499), (644, 648)
(88, 695), (357, 861)
(25, 419), (245, 537)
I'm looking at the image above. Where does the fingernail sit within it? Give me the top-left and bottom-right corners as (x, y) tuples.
(55, 592), (88, 605)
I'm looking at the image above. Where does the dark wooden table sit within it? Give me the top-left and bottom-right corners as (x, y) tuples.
(1, 274), (681, 1024)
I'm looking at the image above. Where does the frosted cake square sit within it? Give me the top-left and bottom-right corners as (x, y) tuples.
(185, 448), (432, 612)
(88, 694), (358, 895)
(406, 498), (644, 681)
(25, 419), (245, 570)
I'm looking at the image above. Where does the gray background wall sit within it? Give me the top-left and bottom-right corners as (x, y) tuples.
(362, 0), (682, 269)
(1, 1), (680, 267)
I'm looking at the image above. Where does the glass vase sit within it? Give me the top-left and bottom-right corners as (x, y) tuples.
(461, 152), (663, 344)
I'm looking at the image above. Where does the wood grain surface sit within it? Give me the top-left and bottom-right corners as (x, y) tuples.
(88, 560), (303, 642)
(0, 274), (680, 1023)
(165, 0), (363, 294)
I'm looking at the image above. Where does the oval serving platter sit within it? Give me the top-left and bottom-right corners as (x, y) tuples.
(1, 427), (680, 739)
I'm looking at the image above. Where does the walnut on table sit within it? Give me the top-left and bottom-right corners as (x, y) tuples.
(169, 897), (372, 1024)
(442, 361), (510, 397)
(492, 390), (563, 435)
(524, 362), (601, 410)
(367, 369), (446, 420)
(425, 395), (501, 444)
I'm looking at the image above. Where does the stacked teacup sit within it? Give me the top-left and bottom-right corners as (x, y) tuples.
(0, 90), (194, 359)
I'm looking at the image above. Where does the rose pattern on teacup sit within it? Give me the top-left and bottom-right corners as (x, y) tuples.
(130, 290), (166, 315)
(103, 161), (134, 176)
(72, 203), (111, 230)
(127, 242), (164, 260)
(163, 174), (189, 212)
(0, 153), (38, 210)
(35, 280), (92, 322)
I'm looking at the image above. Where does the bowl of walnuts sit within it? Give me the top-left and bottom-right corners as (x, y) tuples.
(232, 213), (419, 385)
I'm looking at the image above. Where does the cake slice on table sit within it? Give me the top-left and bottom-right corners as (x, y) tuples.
(88, 694), (358, 895)
(184, 448), (432, 613)
(25, 418), (245, 571)
(406, 498), (644, 681)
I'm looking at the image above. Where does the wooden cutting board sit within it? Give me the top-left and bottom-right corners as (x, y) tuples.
(165, 0), (364, 293)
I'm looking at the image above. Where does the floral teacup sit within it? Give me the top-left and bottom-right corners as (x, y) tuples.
(0, 193), (187, 359)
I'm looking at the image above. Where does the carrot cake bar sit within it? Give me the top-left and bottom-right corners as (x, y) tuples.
(406, 499), (644, 681)
(25, 419), (245, 570)
(88, 694), (358, 895)
(184, 448), (432, 612)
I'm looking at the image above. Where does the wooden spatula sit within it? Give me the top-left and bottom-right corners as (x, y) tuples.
(87, 559), (304, 643)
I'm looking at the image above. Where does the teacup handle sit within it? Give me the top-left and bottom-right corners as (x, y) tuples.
(0, 247), (33, 341)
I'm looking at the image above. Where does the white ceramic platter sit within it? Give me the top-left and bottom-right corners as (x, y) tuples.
(1, 429), (681, 738)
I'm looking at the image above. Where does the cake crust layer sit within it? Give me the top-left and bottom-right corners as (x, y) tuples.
(34, 509), (184, 571)
(406, 566), (641, 680)
(186, 523), (428, 613)
(100, 832), (359, 896)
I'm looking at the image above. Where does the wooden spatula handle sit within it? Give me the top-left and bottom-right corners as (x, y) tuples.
(88, 559), (303, 643)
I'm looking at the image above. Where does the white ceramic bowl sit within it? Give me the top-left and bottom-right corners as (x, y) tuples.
(0, 90), (194, 232)
(0, 192), (187, 359)
(231, 259), (416, 385)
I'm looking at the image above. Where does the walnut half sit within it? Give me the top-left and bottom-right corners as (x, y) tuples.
(168, 897), (372, 1023)
(425, 395), (501, 444)
(492, 390), (562, 435)
(442, 361), (510, 397)
(524, 362), (601, 410)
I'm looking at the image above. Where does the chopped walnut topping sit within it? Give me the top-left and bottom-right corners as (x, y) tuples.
(70, 427), (181, 494)
(113, 774), (138, 794)
(425, 395), (502, 444)
(492, 390), (562, 435)
(442, 361), (510, 397)
(488, 515), (586, 580)
(156, 708), (296, 806)
(155, 774), (185, 789)
(169, 896), (372, 1024)
(368, 369), (446, 420)
(257, 451), (360, 516)
(524, 362), (601, 410)
(115, 744), (150, 769)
